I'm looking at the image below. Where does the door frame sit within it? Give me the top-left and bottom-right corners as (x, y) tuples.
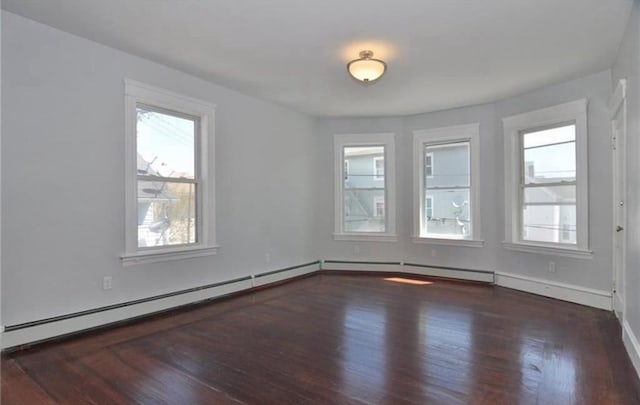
(609, 78), (627, 320)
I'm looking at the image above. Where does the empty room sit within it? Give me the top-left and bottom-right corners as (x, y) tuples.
(2, 0), (640, 403)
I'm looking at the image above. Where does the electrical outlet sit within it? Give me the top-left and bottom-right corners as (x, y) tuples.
(103, 276), (113, 290)
(548, 261), (556, 273)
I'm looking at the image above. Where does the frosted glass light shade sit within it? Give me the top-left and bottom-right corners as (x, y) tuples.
(347, 50), (387, 84)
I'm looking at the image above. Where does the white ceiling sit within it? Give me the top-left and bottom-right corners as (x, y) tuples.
(3, 0), (633, 117)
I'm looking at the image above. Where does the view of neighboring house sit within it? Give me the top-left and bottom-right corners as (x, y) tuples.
(423, 142), (471, 238)
(343, 147), (386, 232)
(522, 161), (576, 244)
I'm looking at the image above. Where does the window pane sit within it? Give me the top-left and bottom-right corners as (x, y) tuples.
(137, 106), (196, 179)
(424, 142), (469, 187)
(137, 181), (196, 247)
(344, 189), (385, 232)
(424, 189), (471, 238)
(423, 141), (471, 239)
(523, 125), (575, 184)
(523, 185), (575, 204)
(344, 146), (385, 232)
(522, 204), (576, 244)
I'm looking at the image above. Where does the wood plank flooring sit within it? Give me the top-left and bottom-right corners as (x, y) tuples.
(2, 274), (639, 404)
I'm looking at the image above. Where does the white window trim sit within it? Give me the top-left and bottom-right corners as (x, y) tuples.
(412, 124), (483, 246)
(502, 99), (591, 257)
(373, 156), (384, 180)
(122, 79), (218, 265)
(334, 133), (397, 242)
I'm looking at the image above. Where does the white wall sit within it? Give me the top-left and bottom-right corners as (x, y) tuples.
(315, 70), (613, 293)
(1, 11), (319, 327)
(612, 0), (640, 368)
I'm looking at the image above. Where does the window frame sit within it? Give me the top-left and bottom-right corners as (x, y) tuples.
(122, 79), (218, 265)
(502, 99), (591, 258)
(333, 133), (397, 242)
(412, 124), (482, 247)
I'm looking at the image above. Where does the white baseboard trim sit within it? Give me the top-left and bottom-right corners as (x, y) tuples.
(1, 261), (320, 350)
(403, 263), (494, 283)
(322, 260), (494, 283)
(495, 271), (612, 310)
(252, 262), (320, 287)
(623, 320), (640, 380)
(322, 260), (404, 273)
(2, 261), (614, 350)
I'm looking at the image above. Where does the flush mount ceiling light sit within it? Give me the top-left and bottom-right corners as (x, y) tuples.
(347, 50), (387, 84)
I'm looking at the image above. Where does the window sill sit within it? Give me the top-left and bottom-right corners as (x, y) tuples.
(333, 233), (398, 242)
(411, 237), (484, 248)
(121, 245), (219, 266)
(502, 242), (592, 259)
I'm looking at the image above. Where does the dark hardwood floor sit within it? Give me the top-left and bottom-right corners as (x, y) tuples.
(2, 274), (639, 404)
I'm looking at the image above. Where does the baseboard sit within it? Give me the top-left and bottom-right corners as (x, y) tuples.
(614, 293), (625, 320)
(322, 260), (404, 273)
(2, 260), (614, 350)
(322, 260), (495, 283)
(495, 271), (612, 310)
(623, 320), (640, 381)
(1, 261), (320, 350)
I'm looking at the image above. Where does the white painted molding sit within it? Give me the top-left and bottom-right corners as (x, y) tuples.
(3, 260), (616, 350)
(332, 233), (398, 242)
(608, 78), (627, 118)
(121, 246), (219, 266)
(623, 320), (640, 381)
(494, 271), (611, 310)
(322, 260), (494, 283)
(1, 262), (320, 350)
(412, 237), (484, 248)
(502, 242), (593, 259)
(402, 264), (493, 283)
(322, 261), (404, 273)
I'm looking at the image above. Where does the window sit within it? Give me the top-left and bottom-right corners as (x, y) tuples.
(374, 196), (385, 217)
(334, 133), (396, 241)
(503, 99), (589, 257)
(425, 152), (434, 178)
(521, 124), (577, 245)
(374, 156), (384, 180)
(413, 124), (481, 246)
(425, 196), (433, 219)
(123, 80), (217, 265)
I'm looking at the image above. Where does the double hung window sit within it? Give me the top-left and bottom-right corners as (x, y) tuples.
(413, 124), (481, 245)
(334, 133), (397, 241)
(123, 80), (217, 264)
(503, 99), (589, 257)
